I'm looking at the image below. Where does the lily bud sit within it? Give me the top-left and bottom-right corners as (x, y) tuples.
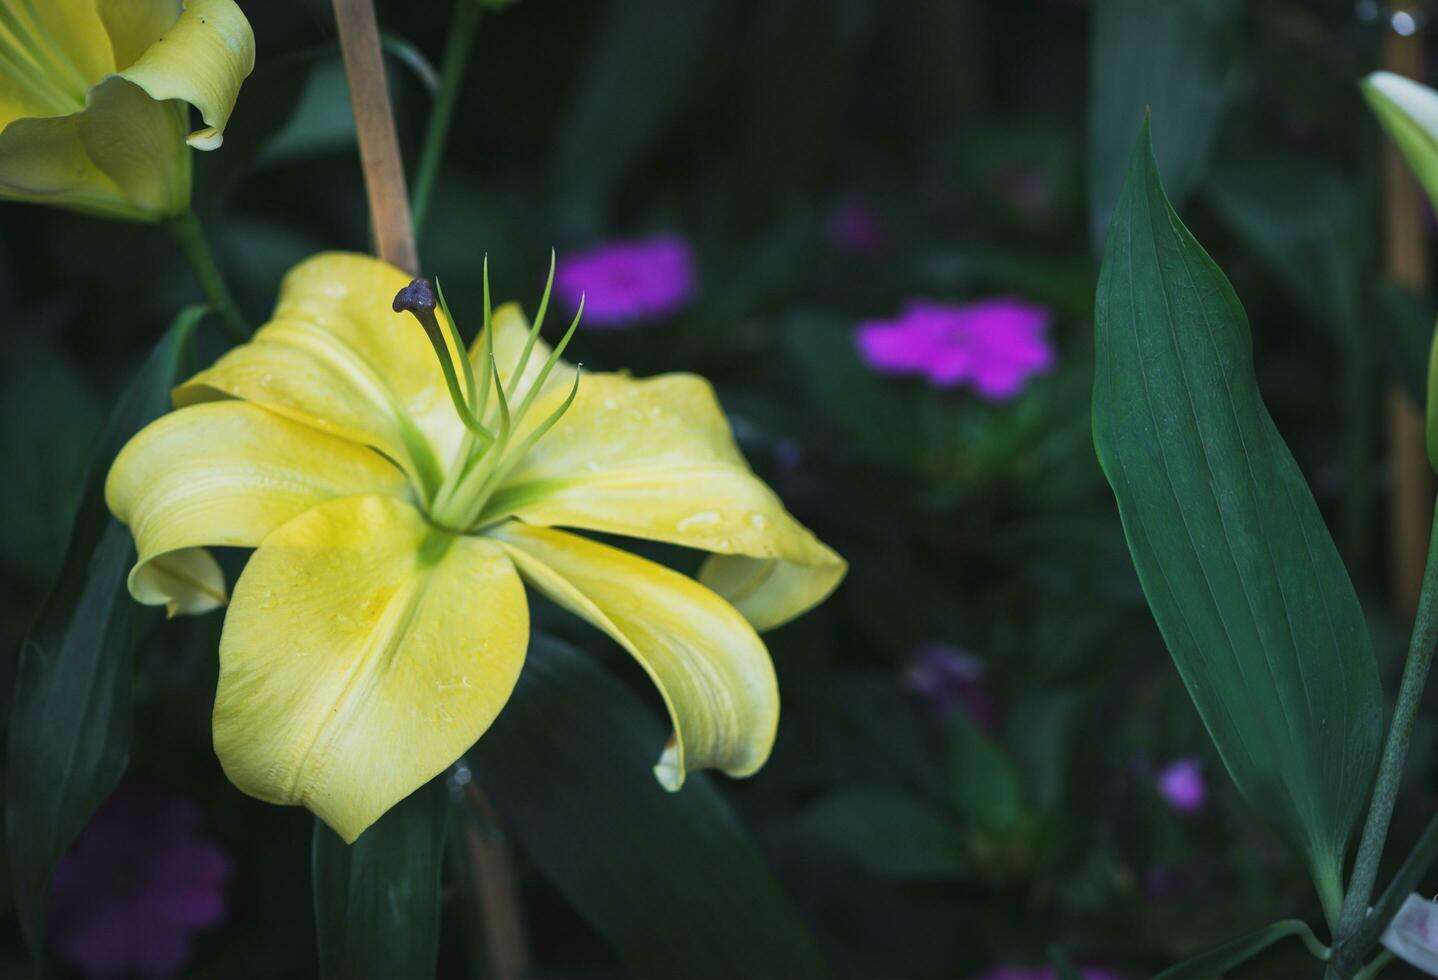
(0, 0), (255, 223)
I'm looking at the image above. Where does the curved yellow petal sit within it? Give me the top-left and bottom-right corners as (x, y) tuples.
(175, 253), (469, 497)
(0, 111), (142, 220)
(490, 522), (778, 790)
(106, 400), (409, 615)
(116, 0), (254, 149)
(97, 0), (181, 72)
(214, 495), (529, 843)
(75, 75), (189, 217)
(491, 371), (845, 630)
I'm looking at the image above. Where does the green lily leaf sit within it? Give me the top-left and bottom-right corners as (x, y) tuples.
(312, 777), (448, 980)
(1154, 919), (1329, 979)
(6, 308), (201, 961)
(1087, 0), (1233, 250)
(552, 0), (724, 218)
(949, 715), (1028, 837)
(1091, 118), (1382, 916)
(798, 790), (965, 879)
(470, 634), (830, 980)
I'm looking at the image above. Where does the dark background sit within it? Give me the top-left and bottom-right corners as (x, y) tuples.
(2, 0), (1435, 976)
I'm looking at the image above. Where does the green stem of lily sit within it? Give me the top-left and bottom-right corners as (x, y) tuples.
(1333, 494), (1438, 968)
(1351, 949), (1396, 980)
(166, 210), (250, 344)
(1335, 807), (1438, 975)
(411, 0), (482, 239)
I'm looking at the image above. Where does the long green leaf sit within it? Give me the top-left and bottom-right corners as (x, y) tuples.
(1091, 119), (1382, 912)
(470, 634), (829, 980)
(1154, 919), (1329, 980)
(312, 776), (448, 980)
(1087, 0), (1232, 249)
(6, 308), (202, 960)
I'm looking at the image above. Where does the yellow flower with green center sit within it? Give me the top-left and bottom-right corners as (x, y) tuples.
(106, 252), (846, 842)
(0, 0), (253, 221)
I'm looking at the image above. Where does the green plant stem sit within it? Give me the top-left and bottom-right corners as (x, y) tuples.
(1352, 949), (1395, 980)
(1333, 494), (1438, 971)
(1337, 808), (1438, 974)
(411, 0), (481, 237)
(166, 210), (249, 343)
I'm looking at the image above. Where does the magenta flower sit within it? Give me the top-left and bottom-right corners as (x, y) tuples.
(829, 198), (891, 257)
(48, 782), (232, 979)
(554, 234), (696, 328)
(1156, 757), (1207, 815)
(905, 644), (1002, 732)
(854, 298), (1056, 399)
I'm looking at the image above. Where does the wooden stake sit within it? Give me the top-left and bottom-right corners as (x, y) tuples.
(331, 0), (420, 275)
(1383, 3), (1433, 616)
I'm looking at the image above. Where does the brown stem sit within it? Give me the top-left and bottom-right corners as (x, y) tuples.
(331, 0), (420, 274)
(462, 783), (531, 980)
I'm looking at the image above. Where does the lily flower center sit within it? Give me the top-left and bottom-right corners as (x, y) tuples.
(392, 256), (582, 533)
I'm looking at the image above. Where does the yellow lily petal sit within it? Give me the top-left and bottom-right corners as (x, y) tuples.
(4, 0), (113, 87)
(0, 111), (143, 220)
(75, 75), (190, 217)
(115, 0), (254, 149)
(214, 495), (528, 843)
(175, 253), (469, 497)
(106, 400), (408, 616)
(97, 0), (180, 72)
(492, 372), (845, 630)
(491, 522), (778, 790)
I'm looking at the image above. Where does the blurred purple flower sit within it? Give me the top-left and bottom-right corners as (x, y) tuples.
(830, 198), (891, 257)
(1144, 861), (1206, 902)
(973, 965), (1122, 980)
(854, 297), (1056, 399)
(905, 644), (1002, 732)
(49, 782), (232, 979)
(772, 437), (806, 473)
(554, 234), (696, 328)
(1156, 757), (1207, 815)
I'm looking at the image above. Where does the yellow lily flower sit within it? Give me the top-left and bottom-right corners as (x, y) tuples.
(0, 0), (254, 221)
(106, 252), (845, 842)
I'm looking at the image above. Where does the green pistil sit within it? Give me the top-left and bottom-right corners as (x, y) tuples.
(396, 259), (585, 531)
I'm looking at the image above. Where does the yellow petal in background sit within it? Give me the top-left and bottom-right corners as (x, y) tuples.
(116, 0), (254, 149)
(176, 253), (468, 499)
(492, 522), (778, 790)
(75, 75), (189, 217)
(0, 112), (142, 220)
(106, 400), (408, 616)
(214, 495), (529, 843)
(97, 0), (181, 72)
(493, 371), (845, 630)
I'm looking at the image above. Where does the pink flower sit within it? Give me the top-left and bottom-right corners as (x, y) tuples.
(854, 298), (1056, 399)
(1156, 757), (1207, 815)
(829, 198), (891, 257)
(554, 234), (696, 328)
(48, 783), (232, 978)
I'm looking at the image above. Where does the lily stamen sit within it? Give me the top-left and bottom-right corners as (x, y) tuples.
(393, 278), (494, 447)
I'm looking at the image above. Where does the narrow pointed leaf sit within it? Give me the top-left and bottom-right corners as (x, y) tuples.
(1154, 919), (1328, 980)
(312, 776), (448, 980)
(1091, 121), (1382, 903)
(470, 635), (829, 980)
(6, 308), (202, 960)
